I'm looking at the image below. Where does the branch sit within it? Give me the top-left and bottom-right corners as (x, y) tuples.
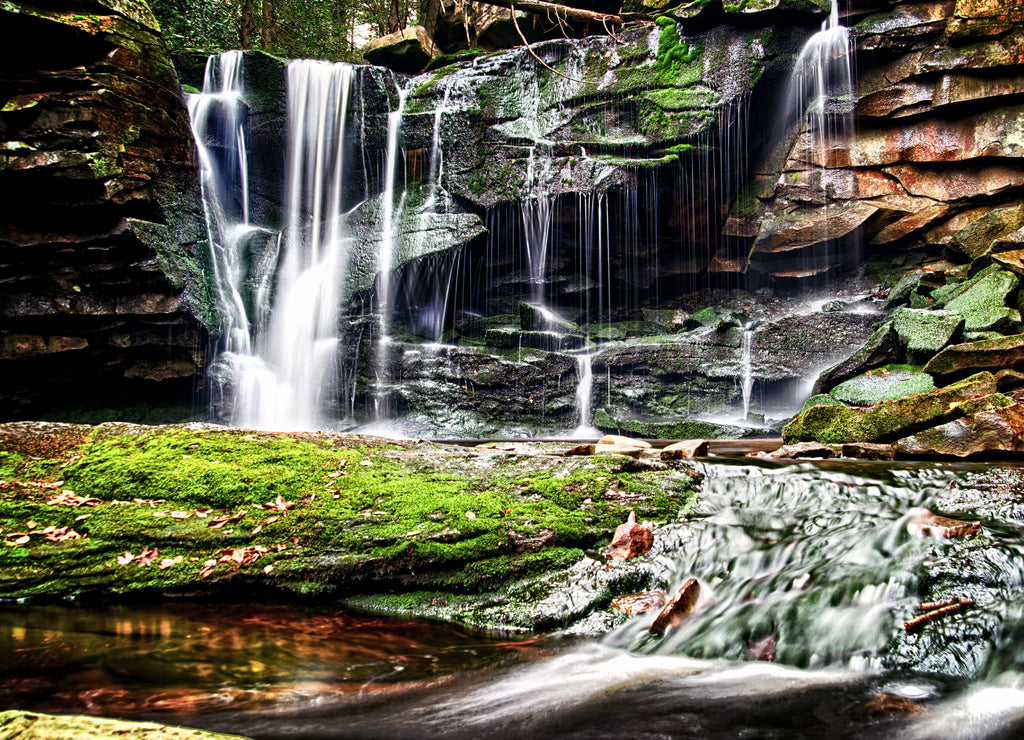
(508, 2), (594, 85)
(474, 0), (622, 25)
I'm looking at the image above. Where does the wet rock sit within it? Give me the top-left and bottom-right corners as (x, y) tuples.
(769, 441), (836, 459)
(661, 439), (709, 459)
(606, 511), (654, 561)
(610, 590), (667, 615)
(598, 435), (651, 449)
(519, 302), (579, 333)
(891, 308), (965, 363)
(812, 322), (902, 395)
(895, 399), (1024, 457)
(841, 442), (896, 460)
(947, 0), (1024, 38)
(746, 632), (777, 662)
(0, 710), (248, 739)
(650, 577), (701, 635)
(363, 26), (440, 74)
(906, 509), (982, 538)
(783, 372), (998, 445)
(830, 366), (937, 406)
(484, 328), (585, 351)
(924, 333), (1024, 382)
(992, 248), (1024, 276)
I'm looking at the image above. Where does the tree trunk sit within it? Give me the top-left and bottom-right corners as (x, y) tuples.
(261, 0), (275, 50)
(388, 0), (403, 33)
(240, 0), (256, 49)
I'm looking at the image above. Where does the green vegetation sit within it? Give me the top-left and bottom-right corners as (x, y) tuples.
(653, 17), (703, 87)
(0, 425), (701, 619)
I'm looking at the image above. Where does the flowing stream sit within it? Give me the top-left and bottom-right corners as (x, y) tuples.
(3, 459), (1024, 738)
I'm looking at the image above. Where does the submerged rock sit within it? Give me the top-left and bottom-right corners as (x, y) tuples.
(610, 590), (667, 615)
(768, 441), (836, 459)
(906, 509), (982, 538)
(649, 577), (701, 636)
(0, 710), (248, 739)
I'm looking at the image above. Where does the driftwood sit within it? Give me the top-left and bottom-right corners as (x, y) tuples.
(903, 598), (974, 632)
(471, 0), (623, 25)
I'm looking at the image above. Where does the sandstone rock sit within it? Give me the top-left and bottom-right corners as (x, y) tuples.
(0, 335), (88, 359)
(949, 201), (1024, 259)
(606, 511), (654, 561)
(751, 201), (878, 254)
(891, 308), (965, 363)
(783, 371), (998, 444)
(947, 0), (1024, 38)
(996, 368), (1024, 390)
(857, 82), (934, 118)
(906, 508), (983, 537)
(610, 590), (668, 615)
(661, 439), (709, 458)
(650, 577), (701, 635)
(830, 366), (937, 406)
(768, 441), (836, 459)
(598, 434), (652, 448)
(934, 73), (1024, 108)
(864, 694), (926, 716)
(0, 710), (247, 739)
(895, 402), (1024, 457)
(746, 633), (777, 662)
(363, 26), (440, 74)
(841, 442), (896, 460)
(925, 333), (1024, 381)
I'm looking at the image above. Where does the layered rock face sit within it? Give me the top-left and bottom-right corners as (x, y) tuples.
(0, 0), (208, 421)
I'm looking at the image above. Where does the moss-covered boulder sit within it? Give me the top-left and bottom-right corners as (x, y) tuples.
(891, 308), (965, 363)
(949, 201), (1024, 259)
(0, 422), (701, 630)
(935, 268), (1021, 332)
(363, 25), (441, 74)
(924, 332), (1024, 381)
(812, 321), (901, 394)
(782, 372), (998, 444)
(829, 365), (936, 406)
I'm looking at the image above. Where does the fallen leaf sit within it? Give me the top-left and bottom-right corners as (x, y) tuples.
(465, 512), (476, 520)
(169, 511), (191, 520)
(13, 535), (30, 545)
(252, 525), (263, 536)
(117, 552), (134, 565)
(194, 508), (212, 518)
(26, 520), (37, 529)
(263, 516), (279, 525)
(198, 559), (218, 579)
(208, 510), (246, 528)
(136, 548), (159, 567)
(263, 564), (273, 574)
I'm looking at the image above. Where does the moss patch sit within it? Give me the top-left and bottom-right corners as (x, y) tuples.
(0, 424), (701, 620)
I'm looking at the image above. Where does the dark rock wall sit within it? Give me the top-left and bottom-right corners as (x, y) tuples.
(0, 0), (209, 421)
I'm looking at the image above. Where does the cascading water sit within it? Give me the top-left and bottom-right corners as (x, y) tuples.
(373, 88), (408, 422)
(572, 352), (597, 436)
(192, 55), (361, 431)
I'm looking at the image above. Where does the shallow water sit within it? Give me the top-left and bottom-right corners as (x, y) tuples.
(3, 459), (1024, 739)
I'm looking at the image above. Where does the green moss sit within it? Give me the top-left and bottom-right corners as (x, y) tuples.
(0, 425), (701, 606)
(653, 20), (703, 87)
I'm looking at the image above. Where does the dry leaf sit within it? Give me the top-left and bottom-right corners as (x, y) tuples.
(13, 535), (30, 545)
(26, 520), (37, 529)
(136, 548), (159, 567)
(169, 511), (191, 520)
(252, 525), (263, 536)
(158, 556), (183, 570)
(117, 552), (134, 565)
(465, 512), (477, 520)
(208, 510), (246, 528)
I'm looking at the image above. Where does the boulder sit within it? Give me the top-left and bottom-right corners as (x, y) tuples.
(841, 442), (896, 460)
(895, 399), (1024, 457)
(906, 509), (982, 539)
(949, 201), (1024, 259)
(812, 322), (902, 394)
(783, 372), (998, 444)
(364, 26), (440, 74)
(925, 333), (1024, 381)
(598, 434), (652, 448)
(519, 302), (580, 333)
(947, 0), (1024, 38)
(661, 439), (709, 458)
(891, 308), (965, 363)
(942, 269), (1020, 332)
(830, 366), (937, 406)
(483, 328), (586, 351)
(768, 441), (836, 459)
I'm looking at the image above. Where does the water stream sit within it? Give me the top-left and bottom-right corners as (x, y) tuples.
(3, 459), (1024, 738)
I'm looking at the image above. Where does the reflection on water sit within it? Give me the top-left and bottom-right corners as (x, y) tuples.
(0, 603), (554, 721)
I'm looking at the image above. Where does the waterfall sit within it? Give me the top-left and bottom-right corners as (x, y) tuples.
(740, 325), (755, 420)
(573, 353), (597, 436)
(373, 87), (408, 422)
(192, 55), (359, 431)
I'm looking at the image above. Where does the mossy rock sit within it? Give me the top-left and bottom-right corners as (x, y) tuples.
(829, 365), (936, 407)
(593, 409), (750, 439)
(0, 423), (701, 629)
(782, 372), (998, 445)
(0, 710), (248, 740)
(924, 332), (1024, 382)
(891, 308), (964, 364)
(943, 269), (1021, 332)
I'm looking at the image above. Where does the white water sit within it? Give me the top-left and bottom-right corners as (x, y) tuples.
(740, 325), (755, 420)
(573, 353), (598, 436)
(373, 88), (408, 422)
(193, 56), (359, 431)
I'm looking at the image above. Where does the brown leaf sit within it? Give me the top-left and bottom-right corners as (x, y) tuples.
(158, 556), (183, 570)
(13, 535), (30, 545)
(169, 511), (191, 520)
(208, 509), (247, 528)
(198, 559), (218, 579)
(117, 552), (134, 565)
(606, 511), (654, 561)
(136, 548), (159, 567)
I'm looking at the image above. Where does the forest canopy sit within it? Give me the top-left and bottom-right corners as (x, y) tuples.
(149, 0), (425, 61)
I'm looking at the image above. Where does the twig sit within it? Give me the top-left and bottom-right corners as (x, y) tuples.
(510, 2), (594, 85)
(904, 598), (974, 632)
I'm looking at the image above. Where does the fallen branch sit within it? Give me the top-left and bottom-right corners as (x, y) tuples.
(509, 3), (594, 85)
(904, 598), (974, 632)
(473, 0), (622, 25)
